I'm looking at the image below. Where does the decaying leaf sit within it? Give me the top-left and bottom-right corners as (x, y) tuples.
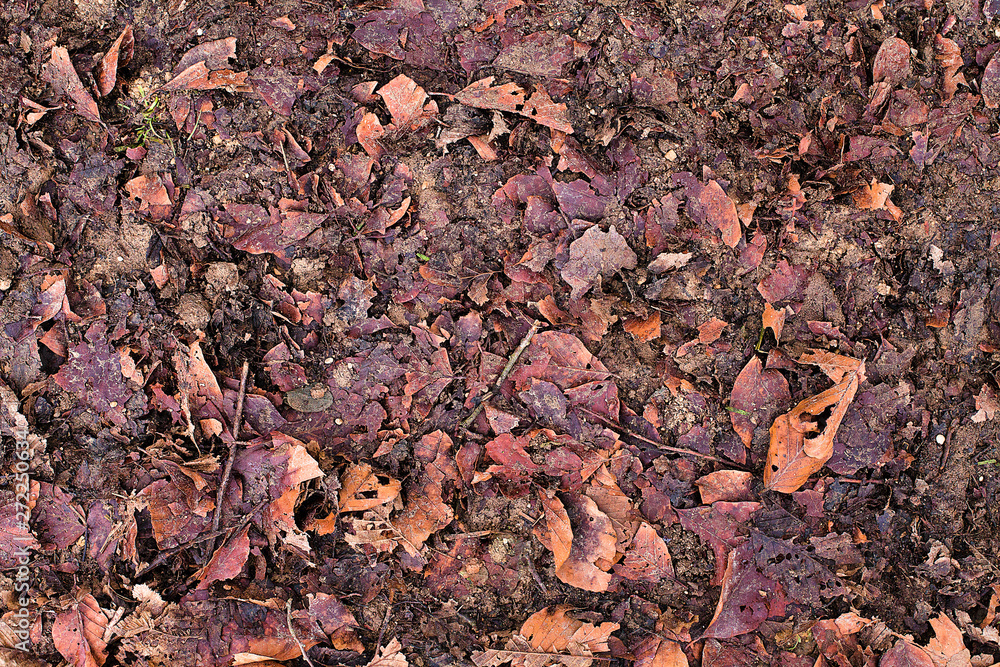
(367, 639), (409, 667)
(42, 46), (101, 123)
(338, 462), (402, 513)
(701, 541), (784, 640)
(472, 606), (618, 667)
(633, 635), (688, 667)
(534, 491), (616, 592)
(52, 594), (110, 667)
(561, 225), (637, 300)
(614, 522), (674, 583)
(764, 351), (865, 493)
(94, 26), (134, 97)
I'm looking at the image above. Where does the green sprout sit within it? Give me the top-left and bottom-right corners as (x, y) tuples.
(416, 252), (431, 262)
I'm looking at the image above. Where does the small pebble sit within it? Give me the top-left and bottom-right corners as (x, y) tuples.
(935, 434), (945, 445)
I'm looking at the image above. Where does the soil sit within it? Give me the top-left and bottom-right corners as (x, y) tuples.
(1, 0), (999, 665)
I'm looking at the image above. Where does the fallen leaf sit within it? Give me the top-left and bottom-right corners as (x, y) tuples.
(472, 606), (618, 667)
(698, 318), (728, 344)
(872, 37), (911, 86)
(308, 593), (365, 653)
(561, 225), (638, 300)
(367, 639), (408, 667)
(195, 525), (250, 589)
(378, 73), (435, 131)
(633, 635), (688, 667)
(982, 52), (1000, 108)
(729, 355), (791, 450)
(881, 641), (935, 667)
(853, 178), (894, 210)
(686, 180), (741, 248)
(614, 522), (674, 582)
(972, 385), (998, 423)
(677, 501), (760, 585)
(455, 76), (526, 113)
(923, 614), (972, 667)
(762, 302), (786, 340)
(338, 462), (402, 513)
(695, 470), (754, 504)
(764, 352), (865, 493)
(42, 46), (101, 123)
(94, 26), (134, 97)
(53, 594), (110, 667)
(934, 35), (966, 102)
(534, 491), (616, 592)
(701, 541), (784, 640)
(357, 111), (386, 156)
(521, 85), (574, 133)
(624, 312), (662, 343)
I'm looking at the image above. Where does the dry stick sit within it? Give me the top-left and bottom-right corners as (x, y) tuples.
(574, 405), (744, 468)
(212, 361), (250, 534)
(286, 598), (317, 667)
(460, 319), (541, 429)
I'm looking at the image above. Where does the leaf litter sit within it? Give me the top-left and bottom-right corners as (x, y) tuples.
(3, 1), (1000, 666)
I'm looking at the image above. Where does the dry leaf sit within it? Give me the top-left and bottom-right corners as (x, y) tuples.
(923, 614), (972, 667)
(94, 26), (134, 97)
(534, 492), (616, 592)
(367, 639), (408, 667)
(338, 463), (402, 513)
(42, 46), (101, 123)
(633, 636), (688, 667)
(472, 606), (618, 667)
(764, 352), (865, 493)
(52, 594), (110, 667)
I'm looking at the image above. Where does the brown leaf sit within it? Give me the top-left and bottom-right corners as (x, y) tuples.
(561, 225), (637, 300)
(633, 636), (688, 667)
(94, 26), (134, 97)
(689, 180), (741, 248)
(853, 178), (894, 210)
(764, 352), (865, 493)
(378, 74), (435, 131)
(472, 606), (618, 667)
(42, 47), (101, 123)
(455, 76), (526, 113)
(521, 85), (574, 133)
(729, 356), (790, 450)
(308, 592), (365, 653)
(934, 35), (966, 102)
(872, 37), (911, 86)
(357, 111), (386, 157)
(194, 525), (250, 589)
(697, 318), (727, 344)
(695, 470), (754, 504)
(623, 312), (662, 343)
(367, 639), (408, 667)
(535, 491), (616, 592)
(762, 302), (786, 340)
(881, 641), (935, 667)
(52, 594), (110, 667)
(982, 52), (1000, 108)
(394, 479), (453, 559)
(614, 522), (674, 582)
(174, 37), (237, 74)
(923, 614), (971, 667)
(972, 385), (998, 423)
(338, 462), (402, 513)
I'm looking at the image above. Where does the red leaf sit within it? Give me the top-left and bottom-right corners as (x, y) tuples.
(614, 522), (675, 582)
(702, 541), (784, 640)
(455, 76), (526, 112)
(729, 356), (790, 449)
(561, 225), (637, 300)
(872, 37), (911, 86)
(195, 525), (250, 589)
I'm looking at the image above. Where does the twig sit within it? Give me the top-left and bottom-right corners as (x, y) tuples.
(575, 405), (745, 468)
(461, 320), (541, 429)
(212, 361), (250, 534)
(286, 599), (317, 667)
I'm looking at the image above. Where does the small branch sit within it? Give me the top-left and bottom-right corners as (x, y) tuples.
(286, 599), (317, 667)
(212, 361), (250, 534)
(575, 405), (745, 468)
(461, 320), (541, 429)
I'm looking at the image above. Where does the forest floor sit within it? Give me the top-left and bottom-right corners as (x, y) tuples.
(1, 0), (1000, 666)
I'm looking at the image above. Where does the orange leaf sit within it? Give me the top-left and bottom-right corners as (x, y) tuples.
(764, 352), (865, 493)
(42, 47), (101, 123)
(534, 491), (616, 592)
(762, 302), (786, 341)
(338, 462), (402, 513)
(624, 312), (662, 343)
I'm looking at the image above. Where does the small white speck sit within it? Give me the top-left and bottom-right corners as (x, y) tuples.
(346, 363), (354, 370)
(328, 163), (336, 171)
(334, 418), (343, 425)
(117, 256), (124, 262)
(935, 434), (945, 445)
(196, 28), (203, 35)
(324, 357), (334, 364)
(109, 402), (118, 408)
